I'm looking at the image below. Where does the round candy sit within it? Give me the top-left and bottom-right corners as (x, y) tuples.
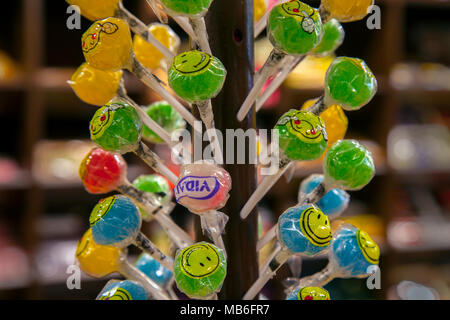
(69, 63), (123, 106)
(89, 195), (141, 246)
(325, 57), (377, 111)
(331, 224), (380, 277)
(268, 1), (322, 55)
(322, 0), (374, 23)
(133, 174), (172, 205)
(75, 229), (122, 278)
(299, 174), (349, 218)
(312, 19), (344, 57)
(278, 205), (332, 256)
(134, 23), (180, 70)
(286, 286), (330, 300)
(82, 17), (132, 71)
(89, 101), (142, 153)
(168, 50), (227, 103)
(66, 0), (119, 21)
(174, 242), (227, 299)
(174, 162), (232, 213)
(79, 148), (126, 194)
(275, 110), (328, 161)
(135, 253), (173, 288)
(323, 139), (375, 190)
(160, 0), (213, 16)
(301, 99), (348, 147)
(141, 101), (186, 144)
(97, 280), (148, 300)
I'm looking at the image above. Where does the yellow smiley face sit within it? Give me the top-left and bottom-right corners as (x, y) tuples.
(172, 50), (212, 75)
(89, 196), (116, 227)
(356, 229), (380, 264)
(280, 0), (318, 33)
(179, 243), (221, 278)
(299, 206), (332, 247)
(90, 106), (114, 139)
(298, 287), (330, 300)
(98, 288), (132, 300)
(279, 111), (327, 144)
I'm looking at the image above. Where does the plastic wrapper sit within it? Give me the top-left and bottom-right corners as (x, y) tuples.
(132, 174), (173, 206)
(89, 195), (142, 247)
(174, 162), (232, 214)
(79, 148), (127, 194)
(277, 204), (332, 256)
(135, 253), (173, 288)
(286, 286), (330, 300)
(312, 19), (344, 57)
(298, 174), (349, 219)
(133, 23), (180, 70)
(268, 1), (322, 55)
(200, 210), (229, 242)
(66, 0), (119, 21)
(168, 50), (227, 103)
(321, 0), (374, 23)
(97, 280), (148, 300)
(174, 242), (227, 299)
(323, 139), (375, 190)
(141, 101), (186, 144)
(275, 110), (328, 161)
(324, 57), (377, 111)
(159, 0), (213, 18)
(69, 63), (122, 106)
(89, 101), (142, 153)
(82, 17), (132, 71)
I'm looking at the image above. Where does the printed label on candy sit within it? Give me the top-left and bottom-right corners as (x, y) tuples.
(98, 288), (132, 300)
(279, 0), (318, 34)
(174, 176), (220, 202)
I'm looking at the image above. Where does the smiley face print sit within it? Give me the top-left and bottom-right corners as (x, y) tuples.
(98, 287), (132, 300)
(179, 243), (221, 279)
(299, 206), (332, 247)
(172, 50), (212, 76)
(280, 0), (318, 34)
(89, 104), (120, 139)
(356, 229), (380, 265)
(89, 195), (117, 227)
(82, 22), (119, 53)
(278, 110), (328, 144)
(297, 287), (330, 300)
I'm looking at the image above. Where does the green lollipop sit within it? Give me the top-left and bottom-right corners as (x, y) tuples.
(174, 242), (227, 299)
(312, 19), (345, 56)
(323, 139), (375, 190)
(133, 174), (172, 206)
(325, 57), (377, 111)
(160, 0), (213, 16)
(142, 101), (186, 144)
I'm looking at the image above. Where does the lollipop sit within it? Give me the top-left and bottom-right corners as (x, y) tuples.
(320, 0), (374, 23)
(82, 17), (197, 128)
(173, 242), (227, 299)
(243, 204), (332, 300)
(80, 148), (193, 248)
(97, 280), (148, 300)
(240, 110), (328, 220)
(174, 162), (231, 250)
(67, 0), (175, 60)
(286, 286), (330, 300)
(89, 194), (174, 271)
(255, 18), (345, 111)
(89, 101), (178, 183)
(133, 174), (173, 207)
(76, 228), (170, 300)
(237, 0), (323, 121)
(289, 224), (380, 289)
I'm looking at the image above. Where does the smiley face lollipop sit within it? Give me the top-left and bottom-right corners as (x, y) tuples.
(173, 242), (227, 299)
(97, 280), (148, 300)
(286, 286), (330, 300)
(76, 229), (170, 300)
(240, 110), (328, 220)
(320, 0), (374, 23)
(243, 205), (331, 300)
(82, 17), (197, 128)
(237, 0), (323, 121)
(80, 148), (193, 249)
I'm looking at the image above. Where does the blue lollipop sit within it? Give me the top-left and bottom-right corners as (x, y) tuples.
(97, 280), (148, 300)
(135, 253), (173, 288)
(89, 195), (174, 271)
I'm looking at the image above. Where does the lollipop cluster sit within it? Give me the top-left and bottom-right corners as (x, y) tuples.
(67, 0), (381, 300)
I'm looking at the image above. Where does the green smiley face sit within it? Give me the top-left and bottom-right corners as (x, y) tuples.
(172, 50), (212, 75)
(299, 206), (332, 247)
(180, 243), (221, 279)
(89, 196), (116, 227)
(356, 229), (380, 265)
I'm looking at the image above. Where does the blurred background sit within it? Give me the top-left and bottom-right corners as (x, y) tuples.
(0, 0), (448, 299)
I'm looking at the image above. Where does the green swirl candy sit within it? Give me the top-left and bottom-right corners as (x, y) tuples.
(323, 139), (375, 190)
(160, 0), (213, 16)
(312, 19), (345, 56)
(89, 101), (141, 153)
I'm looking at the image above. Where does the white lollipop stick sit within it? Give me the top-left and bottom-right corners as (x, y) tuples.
(189, 17), (212, 54)
(173, 16), (198, 41)
(257, 224), (277, 251)
(253, 0), (284, 39)
(200, 210), (228, 257)
(197, 100), (223, 164)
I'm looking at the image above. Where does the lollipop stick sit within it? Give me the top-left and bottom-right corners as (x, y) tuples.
(255, 55), (305, 112)
(254, 10), (270, 38)
(197, 100), (223, 163)
(116, 2), (175, 61)
(119, 259), (171, 300)
(200, 211), (228, 256)
(256, 224), (277, 251)
(298, 181), (329, 206)
(296, 264), (334, 288)
(305, 95), (327, 115)
(134, 141), (179, 185)
(173, 16), (198, 42)
(154, 209), (194, 248)
(189, 17), (212, 54)
(134, 232), (174, 271)
(237, 50), (285, 121)
(240, 157), (291, 219)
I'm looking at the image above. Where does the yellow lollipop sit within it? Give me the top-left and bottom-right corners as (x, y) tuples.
(133, 23), (180, 70)
(301, 98), (347, 147)
(254, 0), (267, 23)
(320, 0), (374, 23)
